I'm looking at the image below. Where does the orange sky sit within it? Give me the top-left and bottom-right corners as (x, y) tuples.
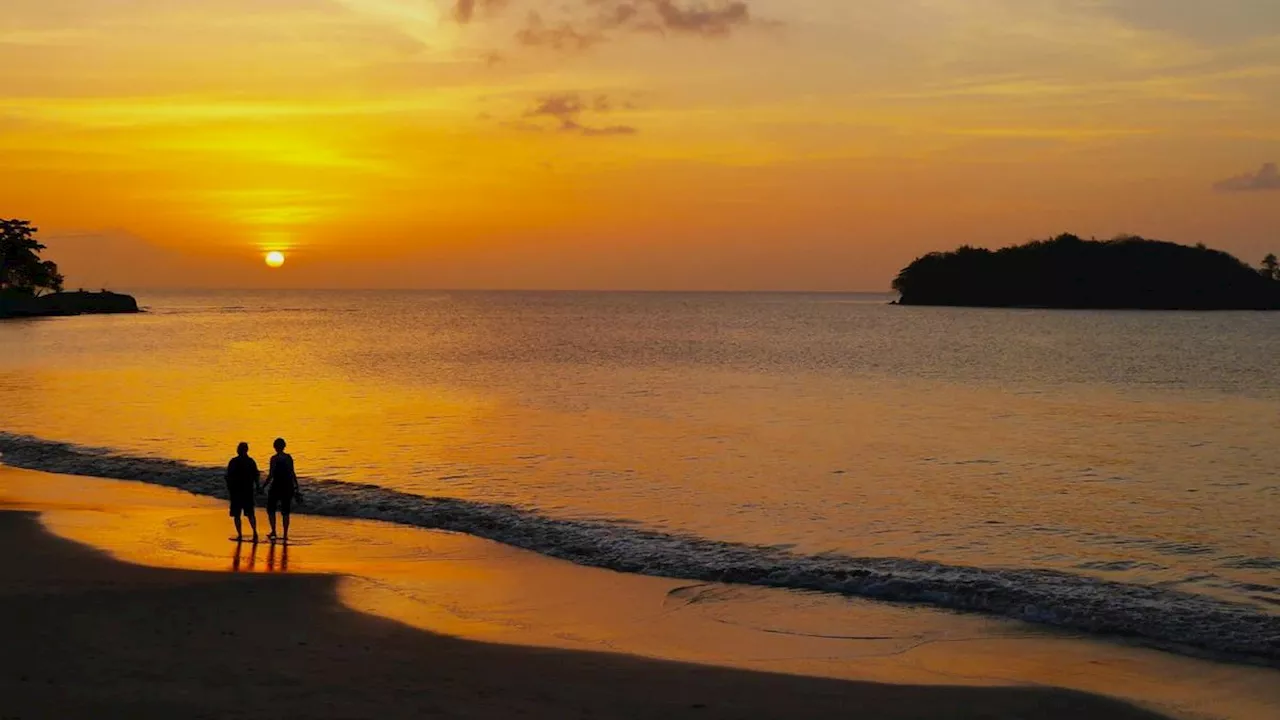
(3, 0), (1279, 290)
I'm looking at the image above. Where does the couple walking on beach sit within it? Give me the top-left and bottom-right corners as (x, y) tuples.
(225, 438), (301, 543)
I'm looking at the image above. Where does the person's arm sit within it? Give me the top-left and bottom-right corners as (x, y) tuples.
(253, 460), (262, 494)
(263, 456), (275, 491)
(292, 457), (300, 494)
(226, 461), (235, 495)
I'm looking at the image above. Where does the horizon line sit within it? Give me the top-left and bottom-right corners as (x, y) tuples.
(102, 287), (898, 295)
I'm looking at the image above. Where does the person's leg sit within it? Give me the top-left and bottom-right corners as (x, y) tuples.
(266, 494), (279, 538)
(233, 514), (243, 539)
(281, 495), (292, 540)
(246, 509), (259, 541)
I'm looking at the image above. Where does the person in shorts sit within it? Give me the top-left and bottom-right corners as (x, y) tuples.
(225, 442), (261, 542)
(263, 437), (300, 542)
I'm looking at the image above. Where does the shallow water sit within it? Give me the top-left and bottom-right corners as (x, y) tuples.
(1, 291), (1277, 660)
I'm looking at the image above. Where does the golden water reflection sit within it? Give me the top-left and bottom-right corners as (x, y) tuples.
(3, 297), (1279, 614)
(231, 540), (258, 572)
(229, 540), (290, 573)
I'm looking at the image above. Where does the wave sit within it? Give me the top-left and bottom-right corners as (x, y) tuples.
(1, 431), (1276, 666)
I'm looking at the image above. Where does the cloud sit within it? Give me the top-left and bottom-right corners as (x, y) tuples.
(1098, 0), (1280, 45)
(453, 0), (509, 23)
(1214, 163), (1280, 192)
(454, 0), (476, 22)
(454, 0), (758, 50)
(515, 13), (606, 51)
(646, 0), (750, 36)
(518, 93), (638, 136)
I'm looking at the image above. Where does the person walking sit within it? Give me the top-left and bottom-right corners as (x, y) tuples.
(263, 437), (299, 542)
(225, 442), (260, 542)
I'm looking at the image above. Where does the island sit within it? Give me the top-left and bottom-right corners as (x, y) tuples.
(892, 234), (1280, 310)
(0, 290), (140, 318)
(1, 218), (140, 319)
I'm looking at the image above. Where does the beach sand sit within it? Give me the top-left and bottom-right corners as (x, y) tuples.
(0, 505), (1172, 720)
(7, 466), (1280, 719)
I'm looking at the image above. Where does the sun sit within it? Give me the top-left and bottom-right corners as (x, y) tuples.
(265, 251), (286, 268)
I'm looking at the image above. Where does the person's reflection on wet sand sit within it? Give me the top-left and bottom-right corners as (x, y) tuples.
(266, 540), (288, 573)
(231, 539), (260, 572)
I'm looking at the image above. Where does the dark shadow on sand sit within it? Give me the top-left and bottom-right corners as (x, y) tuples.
(0, 511), (1169, 719)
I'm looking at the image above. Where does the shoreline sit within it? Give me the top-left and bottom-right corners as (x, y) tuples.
(3, 467), (1280, 718)
(0, 506), (1168, 719)
(3, 431), (1274, 667)
(0, 289), (140, 319)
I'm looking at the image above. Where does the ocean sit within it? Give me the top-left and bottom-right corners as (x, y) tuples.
(1, 290), (1277, 664)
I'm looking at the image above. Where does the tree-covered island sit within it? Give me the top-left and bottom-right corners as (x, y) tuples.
(893, 234), (1280, 310)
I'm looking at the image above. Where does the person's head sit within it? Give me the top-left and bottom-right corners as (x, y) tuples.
(273, 437), (287, 453)
(236, 442), (249, 456)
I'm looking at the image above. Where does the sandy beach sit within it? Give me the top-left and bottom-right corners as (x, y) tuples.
(5, 465), (1280, 719)
(0, 504), (1175, 719)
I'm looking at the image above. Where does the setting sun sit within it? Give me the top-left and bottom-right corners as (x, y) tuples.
(265, 251), (285, 268)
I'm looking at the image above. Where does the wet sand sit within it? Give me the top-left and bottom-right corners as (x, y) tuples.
(0, 506), (1171, 720)
(7, 466), (1280, 719)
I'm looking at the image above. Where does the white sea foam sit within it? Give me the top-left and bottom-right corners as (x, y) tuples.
(2, 431), (1276, 666)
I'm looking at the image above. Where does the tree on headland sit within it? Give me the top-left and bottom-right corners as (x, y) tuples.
(0, 219), (63, 296)
(1262, 254), (1279, 281)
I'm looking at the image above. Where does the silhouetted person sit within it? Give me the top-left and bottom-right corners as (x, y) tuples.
(225, 442), (260, 542)
(263, 437), (299, 542)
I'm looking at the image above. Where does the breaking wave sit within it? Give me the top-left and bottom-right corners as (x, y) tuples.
(1, 431), (1276, 666)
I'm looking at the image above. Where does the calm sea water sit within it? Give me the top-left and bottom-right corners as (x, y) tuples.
(2, 291), (1278, 661)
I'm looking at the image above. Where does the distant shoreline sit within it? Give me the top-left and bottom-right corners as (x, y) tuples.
(890, 300), (1279, 312)
(0, 290), (139, 319)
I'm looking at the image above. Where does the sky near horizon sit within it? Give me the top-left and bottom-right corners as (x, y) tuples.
(2, 0), (1279, 290)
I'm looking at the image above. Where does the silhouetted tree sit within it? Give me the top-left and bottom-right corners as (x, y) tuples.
(893, 234), (1280, 310)
(1262, 253), (1279, 281)
(0, 219), (63, 296)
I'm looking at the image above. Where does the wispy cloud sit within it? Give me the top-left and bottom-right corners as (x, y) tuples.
(646, 0), (751, 36)
(452, 0), (509, 24)
(515, 15), (605, 51)
(1098, 0), (1280, 45)
(515, 93), (638, 136)
(1214, 162), (1280, 192)
(453, 0), (759, 50)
